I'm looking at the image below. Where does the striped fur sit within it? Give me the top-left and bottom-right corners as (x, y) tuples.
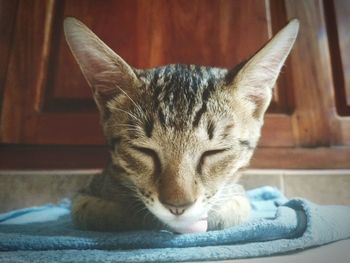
(64, 17), (299, 232)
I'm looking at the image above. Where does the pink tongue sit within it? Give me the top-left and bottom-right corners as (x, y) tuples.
(173, 219), (208, 234)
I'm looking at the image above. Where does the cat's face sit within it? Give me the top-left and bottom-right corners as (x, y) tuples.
(103, 65), (260, 229)
(64, 18), (298, 231)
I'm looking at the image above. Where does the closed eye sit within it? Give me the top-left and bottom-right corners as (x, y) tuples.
(197, 148), (229, 174)
(131, 146), (161, 175)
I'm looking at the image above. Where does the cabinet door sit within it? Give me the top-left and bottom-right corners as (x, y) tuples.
(1, 0), (349, 168)
(0, 0), (293, 145)
(324, 0), (350, 144)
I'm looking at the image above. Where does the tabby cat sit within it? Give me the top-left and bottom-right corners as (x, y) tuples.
(64, 17), (299, 233)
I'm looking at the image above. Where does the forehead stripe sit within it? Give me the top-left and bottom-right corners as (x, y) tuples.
(192, 79), (215, 128)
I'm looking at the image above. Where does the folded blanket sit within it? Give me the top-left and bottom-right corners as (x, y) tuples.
(0, 186), (349, 262)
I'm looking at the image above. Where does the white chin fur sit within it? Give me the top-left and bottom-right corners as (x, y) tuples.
(146, 199), (207, 230)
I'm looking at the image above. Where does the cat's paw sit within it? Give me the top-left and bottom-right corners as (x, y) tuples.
(71, 193), (129, 231)
(208, 195), (251, 230)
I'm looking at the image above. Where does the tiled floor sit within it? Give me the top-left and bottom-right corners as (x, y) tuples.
(0, 170), (95, 212)
(239, 169), (350, 205)
(0, 169), (349, 212)
(0, 169), (349, 262)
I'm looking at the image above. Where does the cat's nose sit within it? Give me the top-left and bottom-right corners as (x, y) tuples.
(162, 201), (195, 216)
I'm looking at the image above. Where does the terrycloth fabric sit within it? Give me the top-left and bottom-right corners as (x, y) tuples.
(0, 186), (349, 262)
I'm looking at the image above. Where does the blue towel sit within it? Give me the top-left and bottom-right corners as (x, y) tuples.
(0, 186), (349, 262)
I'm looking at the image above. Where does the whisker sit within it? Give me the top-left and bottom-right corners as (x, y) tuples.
(133, 203), (147, 217)
(109, 106), (141, 122)
(113, 84), (145, 118)
(113, 124), (140, 129)
(123, 128), (142, 133)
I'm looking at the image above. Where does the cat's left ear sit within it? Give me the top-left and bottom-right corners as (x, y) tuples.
(226, 19), (299, 119)
(64, 17), (141, 116)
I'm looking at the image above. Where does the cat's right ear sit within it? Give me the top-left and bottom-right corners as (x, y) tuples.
(64, 17), (140, 116)
(225, 19), (299, 120)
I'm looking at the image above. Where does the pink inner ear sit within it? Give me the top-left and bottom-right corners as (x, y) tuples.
(245, 90), (270, 119)
(226, 20), (299, 120)
(64, 17), (140, 117)
(93, 84), (119, 106)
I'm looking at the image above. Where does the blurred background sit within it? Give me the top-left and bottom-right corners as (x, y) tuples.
(0, 0), (349, 212)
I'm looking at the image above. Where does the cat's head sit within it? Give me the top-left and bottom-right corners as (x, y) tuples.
(64, 18), (298, 231)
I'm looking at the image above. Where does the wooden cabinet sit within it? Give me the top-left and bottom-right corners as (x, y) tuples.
(1, 0), (349, 169)
(325, 0), (350, 116)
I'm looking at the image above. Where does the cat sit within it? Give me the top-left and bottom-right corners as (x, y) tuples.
(64, 17), (299, 233)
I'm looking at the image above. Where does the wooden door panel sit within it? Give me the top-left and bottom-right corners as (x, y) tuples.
(324, 0), (350, 116)
(323, 0), (350, 145)
(0, 0), (19, 107)
(1, 0), (350, 169)
(1, 0), (294, 146)
(50, 0), (272, 108)
(48, 0), (139, 104)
